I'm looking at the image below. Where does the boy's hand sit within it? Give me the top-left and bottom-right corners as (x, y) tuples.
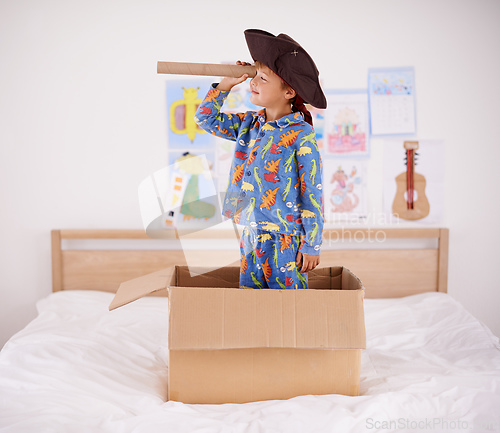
(296, 252), (320, 274)
(216, 61), (251, 92)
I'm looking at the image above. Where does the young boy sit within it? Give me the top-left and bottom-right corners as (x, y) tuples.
(194, 29), (326, 289)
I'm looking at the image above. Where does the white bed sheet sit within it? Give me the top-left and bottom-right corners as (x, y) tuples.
(1, 291), (499, 433)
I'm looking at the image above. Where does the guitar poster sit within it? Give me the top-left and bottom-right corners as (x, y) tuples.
(368, 67), (417, 136)
(323, 90), (370, 157)
(383, 139), (444, 224)
(323, 159), (368, 223)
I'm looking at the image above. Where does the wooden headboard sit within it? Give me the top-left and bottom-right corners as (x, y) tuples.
(51, 228), (449, 298)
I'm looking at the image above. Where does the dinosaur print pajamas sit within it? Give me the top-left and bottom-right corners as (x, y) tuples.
(195, 84), (324, 289)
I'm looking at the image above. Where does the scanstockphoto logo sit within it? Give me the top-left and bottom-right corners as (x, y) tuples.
(365, 417), (500, 431)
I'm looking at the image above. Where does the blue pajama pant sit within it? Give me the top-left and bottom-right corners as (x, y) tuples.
(239, 227), (309, 289)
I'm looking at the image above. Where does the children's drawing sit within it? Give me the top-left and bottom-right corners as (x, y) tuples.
(323, 90), (369, 157)
(227, 83), (258, 112)
(167, 79), (213, 147)
(324, 159), (367, 222)
(173, 152), (216, 221)
(142, 152), (220, 232)
(368, 67), (416, 136)
(308, 106), (325, 150)
(221, 75), (259, 114)
(138, 163), (189, 236)
(384, 139), (444, 224)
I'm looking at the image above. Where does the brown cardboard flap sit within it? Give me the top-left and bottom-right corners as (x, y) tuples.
(308, 267), (363, 290)
(109, 267), (175, 310)
(169, 286), (366, 350)
(308, 267), (341, 289)
(342, 267), (364, 290)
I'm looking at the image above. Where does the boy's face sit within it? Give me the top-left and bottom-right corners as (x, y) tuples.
(249, 64), (292, 109)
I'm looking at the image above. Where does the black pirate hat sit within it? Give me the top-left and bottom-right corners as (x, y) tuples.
(244, 29), (327, 109)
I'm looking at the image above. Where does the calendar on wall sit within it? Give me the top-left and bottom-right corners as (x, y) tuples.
(368, 67), (416, 136)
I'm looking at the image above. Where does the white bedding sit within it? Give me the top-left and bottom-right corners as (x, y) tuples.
(1, 291), (499, 433)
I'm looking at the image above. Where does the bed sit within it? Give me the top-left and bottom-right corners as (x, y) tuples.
(1, 228), (500, 432)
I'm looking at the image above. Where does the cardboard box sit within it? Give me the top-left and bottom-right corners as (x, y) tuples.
(110, 266), (366, 404)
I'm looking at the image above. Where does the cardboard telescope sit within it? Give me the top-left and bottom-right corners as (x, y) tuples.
(157, 61), (256, 78)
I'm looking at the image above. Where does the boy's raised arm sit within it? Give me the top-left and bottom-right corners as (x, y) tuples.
(194, 62), (250, 141)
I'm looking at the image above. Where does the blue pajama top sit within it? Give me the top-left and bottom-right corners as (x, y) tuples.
(194, 84), (324, 255)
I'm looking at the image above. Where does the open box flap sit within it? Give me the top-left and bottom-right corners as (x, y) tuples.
(109, 267), (175, 310)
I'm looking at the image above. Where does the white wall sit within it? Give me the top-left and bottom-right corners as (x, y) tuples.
(1, 0), (499, 347)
